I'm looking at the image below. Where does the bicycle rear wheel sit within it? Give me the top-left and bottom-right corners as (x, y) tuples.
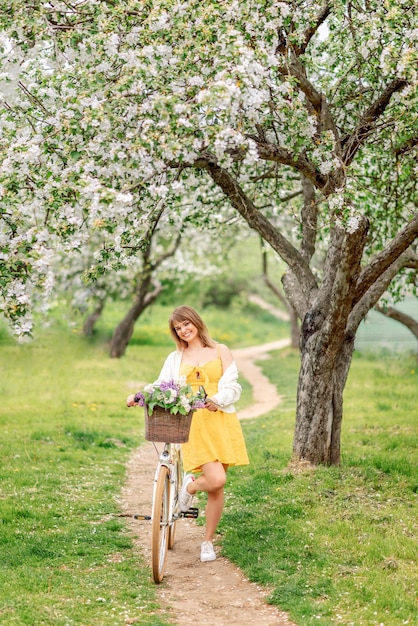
(151, 465), (170, 583)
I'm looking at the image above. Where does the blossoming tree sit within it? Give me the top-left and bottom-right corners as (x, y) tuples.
(1, 1), (417, 464)
(43, 205), (228, 356)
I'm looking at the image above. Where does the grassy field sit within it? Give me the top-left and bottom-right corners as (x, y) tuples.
(0, 304), (417, 625)
(219, 349), (417, 626)
(0, 303), (285, 625)
(0, 329), (163, 625)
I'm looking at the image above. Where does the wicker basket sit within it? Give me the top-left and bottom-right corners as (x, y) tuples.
(144, 405), (193, 443)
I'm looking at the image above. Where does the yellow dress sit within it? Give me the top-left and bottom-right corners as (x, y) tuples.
(180, 357), (250, 473)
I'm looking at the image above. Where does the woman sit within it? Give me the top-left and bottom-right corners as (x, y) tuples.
(127, 305), (249, 563)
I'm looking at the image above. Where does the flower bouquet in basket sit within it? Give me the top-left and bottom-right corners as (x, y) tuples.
(134, 379), (207, 443)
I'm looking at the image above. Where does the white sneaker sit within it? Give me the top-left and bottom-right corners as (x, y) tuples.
(179, 474), (194, 512)
(200, 541), (216, 562)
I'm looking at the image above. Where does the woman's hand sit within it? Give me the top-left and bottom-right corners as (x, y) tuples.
(126, 394), (137, 407)
(205, 399), (218, 412)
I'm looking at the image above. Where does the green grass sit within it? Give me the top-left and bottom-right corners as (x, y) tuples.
(0, 324), (172, 625)
(219, 349), (418, 626)
(94, 299), (290, 349)
(1, 307), (417, 625)
(0, 303), (284, 625)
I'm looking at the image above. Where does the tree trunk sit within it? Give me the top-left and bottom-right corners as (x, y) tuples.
(292, 249), (417, 465)
(110, 301), (142, 359)
(293, 324), (355, 465)
(289, 306), (300, 350)
(83, 299), (106, 337)
(329, 335), (355, 464)
(204, 160), (418, 466)
(110, 277), (163, 358)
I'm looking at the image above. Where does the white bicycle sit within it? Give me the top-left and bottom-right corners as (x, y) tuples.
(150, 441), (198, 583)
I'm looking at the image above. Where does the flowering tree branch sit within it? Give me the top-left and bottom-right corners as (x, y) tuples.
(201, 160), (318, 297)
(342, 78), (409, 165)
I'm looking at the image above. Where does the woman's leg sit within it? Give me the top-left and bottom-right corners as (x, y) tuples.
(188, 461), (228, 542)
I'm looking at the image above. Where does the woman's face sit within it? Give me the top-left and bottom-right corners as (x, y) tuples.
(173, 318), (198, 343)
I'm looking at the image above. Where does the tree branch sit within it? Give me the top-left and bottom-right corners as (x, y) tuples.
(313, 222), (345, 311)
(297, 1), (332, 55)
(395, 135), (418, 157)
(174, 145), (343, 195)
(342, 78), (409, 164)
(300, 175), (318, 263)
(375, 303), (418, 341)
(202, 161), (318, 297)
(355, 215), (418, 304)
(349, 249), (416, 333)
(143, 278), (164, 307)
(150, 231), (182, 271)
(320, 215), (370, 348)
(282, 270), (308, 319)
(276, 2), (332, 56)
(404, 251), (418, 270)
(276, 58), (340, 147)
(242, 141), (329, 189)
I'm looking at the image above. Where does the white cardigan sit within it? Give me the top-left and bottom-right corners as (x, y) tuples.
(156, 350), (241, 414)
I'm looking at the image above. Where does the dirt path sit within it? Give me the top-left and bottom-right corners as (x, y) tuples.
(235, 339), (290, 420)
(248, 295), (290, 322)
(120, 339), (295, 626)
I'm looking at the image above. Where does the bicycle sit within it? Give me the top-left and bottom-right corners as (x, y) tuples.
(150, 440), (198, 583)
(140, 385), (206, 583)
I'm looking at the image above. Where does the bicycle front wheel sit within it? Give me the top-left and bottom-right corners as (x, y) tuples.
(168, 446), (183, 550)
(151, 465), (170, 583)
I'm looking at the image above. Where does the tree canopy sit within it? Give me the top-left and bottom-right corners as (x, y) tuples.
(1, 0), (416, 337)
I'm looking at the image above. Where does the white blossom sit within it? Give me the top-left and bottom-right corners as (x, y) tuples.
(277, 2), (291, 18)
(0, 0), (416, 338)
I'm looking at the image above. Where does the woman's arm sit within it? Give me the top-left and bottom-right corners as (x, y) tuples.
(126, 351), (182, 407)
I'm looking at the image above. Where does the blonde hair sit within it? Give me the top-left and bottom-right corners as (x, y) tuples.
(169, 306), (215, 350)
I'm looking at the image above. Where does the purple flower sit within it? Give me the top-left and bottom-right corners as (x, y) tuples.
(135, 379), (207, 416)
(192, 399), (206, 409)
(159, 380), (179, 392)
(134, 392), (145, 406)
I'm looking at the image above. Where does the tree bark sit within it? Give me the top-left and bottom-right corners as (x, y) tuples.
(83, 299), (106, 337)
(293, 328), (355, 465)
(292, 218), (370, 464)
(110, 277), (162, 358)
